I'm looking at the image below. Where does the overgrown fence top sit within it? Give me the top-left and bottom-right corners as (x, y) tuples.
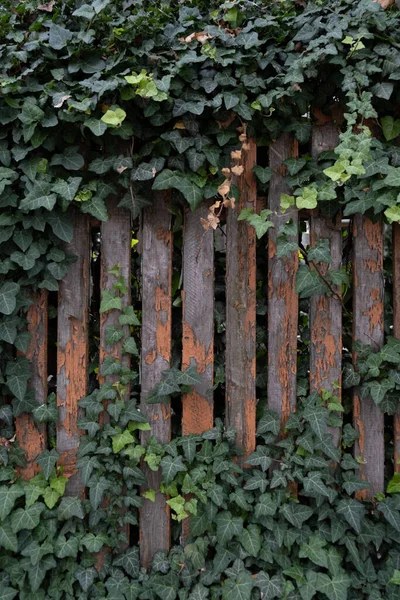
(2, 1), (400, 599)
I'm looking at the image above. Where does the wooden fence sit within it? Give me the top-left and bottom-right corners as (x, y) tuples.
(14, 120), (400, 569)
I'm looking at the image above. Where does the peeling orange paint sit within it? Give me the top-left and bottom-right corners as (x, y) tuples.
(145, 350), (157, 365)
(182, 322), (213, 374)
(363, 288), (383, 335)
(182, 390), (213, 435)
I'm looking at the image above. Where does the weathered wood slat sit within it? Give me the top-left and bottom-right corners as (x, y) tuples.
(225, 139), (257, 464)
(353, 215), (384, 497)
(15, 290), (48, 480)
(310, 122), (342, 447)
(393, 223), (400, 472)
(268, 134), (299, 425)
(140, 192), (172, 568)
(99, 199), (132, 401)
(57, 211), (90, 497)
(182, 202), (214, 435)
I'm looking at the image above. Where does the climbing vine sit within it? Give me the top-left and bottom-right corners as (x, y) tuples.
(1, 0), (400, 598)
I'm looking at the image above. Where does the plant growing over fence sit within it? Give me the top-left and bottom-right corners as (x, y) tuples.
(1, 0), (400, 598)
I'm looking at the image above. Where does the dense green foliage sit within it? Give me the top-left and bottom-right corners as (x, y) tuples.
(1, 0), (400, 598)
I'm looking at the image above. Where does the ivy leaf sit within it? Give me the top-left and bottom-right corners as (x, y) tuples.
(160, 455), (187, 484)
(303, 404), (328, 440)
(255, 572), (284, 600)
(57, 497), (85, 520)
(123, 336), (139, 355)
(379, 497), (400, 531)
(113, 547), (140, 577)
(245, 446), (272, 471)
(308, 239), (331, 264)
(152, 571), (179, 600)
(381, 116), (400, 141)
(76, 566), (98, 592)
(175, 177), (203, 211)
(85, 118), (108, 136)
(216, 511), (243, 544)
(0, 587), (18, 600)
(54, 534), (79, 558)
(299, 535), (328, 568)
(0, 484), (24, 519)
(189, 584), (209, 600)
(36, 449), (60, 479)
(119, 306), (140, 326)
(222, 571), (253, 600)
(0, 282), (20, 315)
(33, 402), (58, 423)
(281, 503), (313, 528)
(0, 521), (18, 552)
(240, 524), (262, 557)
(112, 429), (134, 454)
(316, 572), (351, 600)
(46, 212), (74, 242)
(11, 502), (44, 533)
(48, 23), (73, 49)
(100, 290), (122, 313)
(296, 265), (328, 298)
(336, 499), (365, 533)
(252, 166), (273, 184)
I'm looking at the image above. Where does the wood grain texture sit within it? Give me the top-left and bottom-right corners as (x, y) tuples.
(393, 223), (400, 472)
(140, 192), (172, 568)
(15, 290), (48, 480)
(99, 199), (132, 406)
(225, 139), (257, 464)
(182, 202), (214, 435)
(353, 215), (384, 497)
(57, 211), (90, 497)
(98, 198), (132, 555)
(268, 133), (299, 425)
(310, 122), (342, 447)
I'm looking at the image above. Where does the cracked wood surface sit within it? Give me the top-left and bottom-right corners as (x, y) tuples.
(353, 215), (384, 497)
(393, 223), (400, 472)
(140, 192), (172, 568)
(310, 121), (342, 447)
(15, 290), (48, 479)
(57, 211), (90, 497)
(226, 138), (257, 465)
(182, 202), (214, 436)
(268, 133), (299, 426)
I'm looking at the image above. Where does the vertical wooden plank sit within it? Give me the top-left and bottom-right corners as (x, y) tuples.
(310, 121), (342, 447)
(393, 223), (400, 472)
(99, 199), (132, 399)
(353, 215), (384, 496)
(268, 134), (299, 424)
(226, 139), (257, 464)
(15, 290), (48, 480)
(182, 202), (214, 435)
(57, 211), (90, 497)
(140, 192), (172, 568)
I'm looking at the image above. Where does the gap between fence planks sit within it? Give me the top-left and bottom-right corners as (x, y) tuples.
(393, 223), (400, 473)
(353, 215), (385, 497)
(268, 134), (299, 426)
(309, 121), (342, 447)
(140, 192), (172, 569)
(57, 211), (90, 497)
(15, 290), (48, 480)
(182, 202), (214, 436)
(225, 138), (257, 465)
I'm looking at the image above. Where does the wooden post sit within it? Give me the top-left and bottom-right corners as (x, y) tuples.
(57, 211), (90, 497)
(268, 134), (299, 425)
(225, 139), (257, 464)
(140, 192), (172, 568)
(393, 223), (400, 472)
(310, 121), (342, 447)
(15, 290), (48, 479)
(353, 215), (384, 497)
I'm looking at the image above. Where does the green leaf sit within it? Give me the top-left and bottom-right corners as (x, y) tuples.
(119, 306), (140, 326)
(123, 336), (139, 355)
(0, 484), (24, 519)
(222, 571), (253, 600)
(316, 572), (351, 600)
(240, 524), (262, 557)
(381, 116), (400, 141)
(47, 212), (74, 242)
(255, 572), (284, 600)
(296, 265), (328, 298)
(112, 429), (135, 453)
(85, 118), (108, 136)
(296, 186), (318, 210)
(43, 486), (61, 509)
(55, 534), (79, 558)
(215, 511), (243, 544)
(387, 472), (400, 494)
(336, 499), (365, 533)
(308, 238), (331, 264)
(51, 146), (84, 171)
(385, 205), (400, 224)
(57, 496), (85, 520)
(101, 107), (127, 127)
(0, 521), (18, 552)
(252, 166), (273, 184)
(379, 497), (400, 531)
(36, 449), (60, 479)
(160, 455), (187, 484)
(89, 476), (108, 509)
(152, 571), (179, 600)
(0, 282), (20, 315)
(303, 404), (328, 440)
(281, 502), (313, 528)
(113, 546), (140, 577)
(11, 502), (44, 533)
(48, 23), (73, 49)
(299, 535), (328, 568)
(100, 290), (122, 313)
